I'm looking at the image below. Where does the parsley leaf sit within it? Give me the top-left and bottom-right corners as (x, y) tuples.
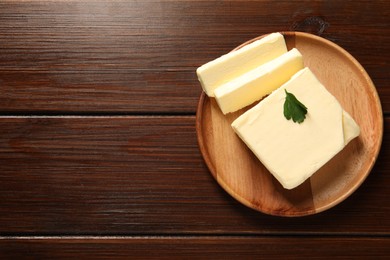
(283, 89), (308, 124)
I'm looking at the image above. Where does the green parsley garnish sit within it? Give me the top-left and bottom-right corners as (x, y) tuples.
(283, 89), (308, 124)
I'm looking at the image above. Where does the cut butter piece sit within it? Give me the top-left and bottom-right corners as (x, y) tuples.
(196, 32), (287, 97)
(231, 67), (360, 190)
(214, 48), (304, 114)
(342, 110), (360, 145)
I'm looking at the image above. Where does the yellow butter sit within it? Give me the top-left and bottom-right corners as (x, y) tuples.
(214, 48), (304, 114)
(231, 68), (360, 189)
(196, 32), (287, 97)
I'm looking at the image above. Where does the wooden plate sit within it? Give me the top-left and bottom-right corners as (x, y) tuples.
(196, 31), (383, 217)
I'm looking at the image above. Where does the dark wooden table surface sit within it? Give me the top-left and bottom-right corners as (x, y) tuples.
(0, 0), (389, 258)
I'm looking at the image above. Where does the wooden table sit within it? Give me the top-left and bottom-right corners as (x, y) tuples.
(0, 0), (389, 258)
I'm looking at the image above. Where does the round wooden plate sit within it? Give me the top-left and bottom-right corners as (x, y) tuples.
(196, 32), (383, 217)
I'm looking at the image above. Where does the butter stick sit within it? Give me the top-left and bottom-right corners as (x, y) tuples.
(196, 32), (287, 97)
(215, 48), (304, 114)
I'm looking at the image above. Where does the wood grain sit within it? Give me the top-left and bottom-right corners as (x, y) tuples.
(0, 0), (389, 257)
(0, 117), (389, 234)
(0, 237), (389, 259)
(0, 0), (388, 113)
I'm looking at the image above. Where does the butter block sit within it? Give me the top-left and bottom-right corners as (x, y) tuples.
(214, 48), (304, 114)
(342, 110), (361, 145)
(231, 68), (360, 190)
(196, 32), (287, 97)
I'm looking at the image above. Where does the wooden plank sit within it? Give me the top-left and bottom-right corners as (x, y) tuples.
(0, 1), (388, 113)
(0, 70), (201, 114)
(0, 237), (389, 259)
(0, 116), (389, 234)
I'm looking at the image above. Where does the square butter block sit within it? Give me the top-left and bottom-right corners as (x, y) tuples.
(231, 67), (360, 190)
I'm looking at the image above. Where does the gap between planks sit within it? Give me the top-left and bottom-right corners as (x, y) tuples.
(0, 112), (196, 118)
(0, 233), (389, 240)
